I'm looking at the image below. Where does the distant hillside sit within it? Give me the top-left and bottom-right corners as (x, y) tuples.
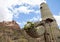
(0, 21), (42, 42)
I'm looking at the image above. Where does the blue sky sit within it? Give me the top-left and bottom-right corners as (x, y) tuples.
(0, 0), (60, 28)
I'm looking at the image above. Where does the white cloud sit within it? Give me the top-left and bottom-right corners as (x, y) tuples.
(0, 0), (46, 22)
(54, 15), (60, 28)
(0, 0), (18, 22)
(18, 0), (46, 6)
(35, 10), (40, 14)
(12, 6), (40, 17)
(29, 16), (41, 22)
(10, 0), (46, 18)
(13, 6), (35, 14)
(0, 7), (13, 22)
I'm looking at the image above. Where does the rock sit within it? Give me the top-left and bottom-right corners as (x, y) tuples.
(0, 21), (42, 42)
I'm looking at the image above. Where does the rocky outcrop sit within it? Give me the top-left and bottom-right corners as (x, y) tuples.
(0, 20), (20, 30)
(0, 21), (42, 42)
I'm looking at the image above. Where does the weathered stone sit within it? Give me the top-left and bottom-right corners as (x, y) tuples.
(24, 2), (60, 42)
(0, 21), (43, 42)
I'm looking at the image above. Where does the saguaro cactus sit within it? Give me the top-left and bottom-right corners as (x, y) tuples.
(24, 2), (60, 42)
